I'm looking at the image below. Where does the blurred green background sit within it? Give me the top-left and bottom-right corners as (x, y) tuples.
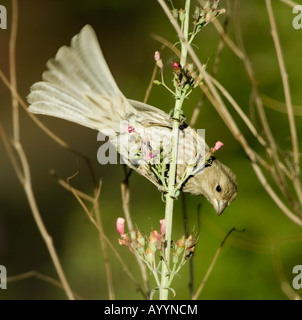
(0, 0), (302, 300)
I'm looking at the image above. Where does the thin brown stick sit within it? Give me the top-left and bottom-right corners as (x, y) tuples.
(9, 0), (19, 142)
(153, 3), (299, 220)
(271, 244), (302, 300)
(234, 1), (286, 180)
(234, 0), (302, 214)
(69, 183), (148, 299)
(152, 34), (181, 58)
(279, 0), (299, 8)
(193, 228), (241, 300)
(201, 83), (302, 226)
(0, 69), (97, 188)
(157, 0), (302, 226)
(51, 170), (95, 202)
(7, 0), (74, 300)
(209, 74), (301, 215)
(190, 12), (227, 128)
(144, 63), (159, 104)
(265, 0), (302, 204)
(14, 141), (75, 299)
(209, 75), (267, 147)
(65, 178), (115, 300)
(261, 94), (302, 116)
(210, 15), (245, 60)
(0, 122), (23, 183)
(93, 182), (116, 300)
(0, 126), (80, 302)
(213, 0), (290, 204)
(7, 271), (82, 300)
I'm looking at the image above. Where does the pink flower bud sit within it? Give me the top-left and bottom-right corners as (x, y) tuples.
(160, 219), (165, 235)
(172, 62), (180, 70)
(154, 51), (163, 69)
(154, 51), (161, 61)
(212, 141), (224, 152)
(116, 217), (125, 236)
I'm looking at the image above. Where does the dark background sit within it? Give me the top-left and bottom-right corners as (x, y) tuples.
(0, 0), (302, 299)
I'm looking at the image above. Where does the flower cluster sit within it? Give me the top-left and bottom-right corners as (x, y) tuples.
(116, 218), (197, 271)
(117, 218), (165, 263)
(153, 51), (202, 97)
(172, 61), (202, 93)
(172, 234), (197, 265)
(153, 2), (225, 96)
(192, 0), (226, 34)
(125, 123), (171, 167)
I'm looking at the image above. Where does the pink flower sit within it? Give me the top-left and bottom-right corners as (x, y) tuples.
(212, 141), (224, 152)
(154, 51), (161, 61)
(116, 217), (125, 236)
(127, 125), (135, 133)
(160, 219), (165, 235)
(146, 152), (153, 160)
(154, 51), (163, 69)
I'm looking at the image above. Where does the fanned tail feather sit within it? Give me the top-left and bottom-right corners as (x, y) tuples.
(27, 25), (136, 132)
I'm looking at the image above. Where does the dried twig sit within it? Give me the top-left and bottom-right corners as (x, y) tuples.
(271, 244), (302, 300)
(0, 70), (97, 188)
(5, 0), (74, 300)
(9, 0), (19, 142)
(193, 228), (243, 300)
(157, 0), (302, 227)
(60, 175), (148, 299)
(279, 0), (299, 8)
(7, 271), (82, 300)
(265, 0), (302, 205)
(93, 182), (116, 300)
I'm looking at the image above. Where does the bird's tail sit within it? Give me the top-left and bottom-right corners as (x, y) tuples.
(27, 25), (136, 132)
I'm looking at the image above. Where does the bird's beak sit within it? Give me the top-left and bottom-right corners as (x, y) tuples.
(213, 199), (229, 216)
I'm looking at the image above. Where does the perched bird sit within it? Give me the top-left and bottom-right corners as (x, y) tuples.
(27, 25), (237, 215)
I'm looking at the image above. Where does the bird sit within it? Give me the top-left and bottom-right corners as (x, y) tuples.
(27, 25), (237, 215)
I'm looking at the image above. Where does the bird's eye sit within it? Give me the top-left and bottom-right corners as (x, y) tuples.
(216, 185), (222, 192)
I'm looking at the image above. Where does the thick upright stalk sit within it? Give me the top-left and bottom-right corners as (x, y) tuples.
(159, 0), (190, 300)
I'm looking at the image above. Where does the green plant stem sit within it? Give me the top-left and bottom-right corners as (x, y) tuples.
(159, 0), (190, 300)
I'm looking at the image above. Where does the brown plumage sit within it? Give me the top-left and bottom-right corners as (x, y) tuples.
(27, 25), (237, 215)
